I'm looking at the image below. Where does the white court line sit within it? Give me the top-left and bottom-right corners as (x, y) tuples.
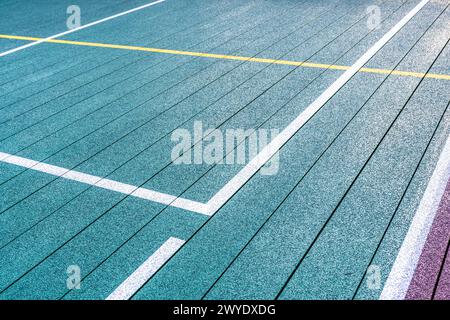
(0, 0), (166, 57)
(380, 131), (450, 300)
(0, 152), (210, 216)
(106, 237), (185, 300)
(206, 0), (431, 213)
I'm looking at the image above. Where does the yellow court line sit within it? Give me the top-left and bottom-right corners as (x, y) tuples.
(1, 34), (449, 81)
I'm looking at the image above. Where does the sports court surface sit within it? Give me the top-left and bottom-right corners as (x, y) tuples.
(0, 0), (449, 300)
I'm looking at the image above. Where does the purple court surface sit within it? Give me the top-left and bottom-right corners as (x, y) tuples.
(406, 179), (450, 300)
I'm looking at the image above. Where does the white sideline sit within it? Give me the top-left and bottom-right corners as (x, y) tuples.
(106, 237), (185, 300)
(0, 0), (166, 57)
(0, 152), (210, 216)
(206, 0), (431, 213)
(380, 132), (450, 300)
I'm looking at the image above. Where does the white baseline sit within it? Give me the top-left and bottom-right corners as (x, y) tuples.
(0, 152), (210, 216)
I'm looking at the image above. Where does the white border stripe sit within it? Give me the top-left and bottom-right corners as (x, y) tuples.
(106, 237), (185, 300)
(0, 0), (166, 57)
(0, 152), (210, 216)
(380, 133), (450, 300)
(206, 0), (431, 213)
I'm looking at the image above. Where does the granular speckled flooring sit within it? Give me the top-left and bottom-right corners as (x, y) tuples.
(0, 0), (449, 300)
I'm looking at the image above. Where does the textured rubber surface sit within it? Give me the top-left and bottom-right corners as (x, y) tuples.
(0, 0), (449, 300)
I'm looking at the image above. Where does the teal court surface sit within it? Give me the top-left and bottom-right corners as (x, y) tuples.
(0, 0), (450, 300)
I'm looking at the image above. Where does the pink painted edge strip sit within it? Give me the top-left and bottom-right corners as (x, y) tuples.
(406, 179), (450, 299)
